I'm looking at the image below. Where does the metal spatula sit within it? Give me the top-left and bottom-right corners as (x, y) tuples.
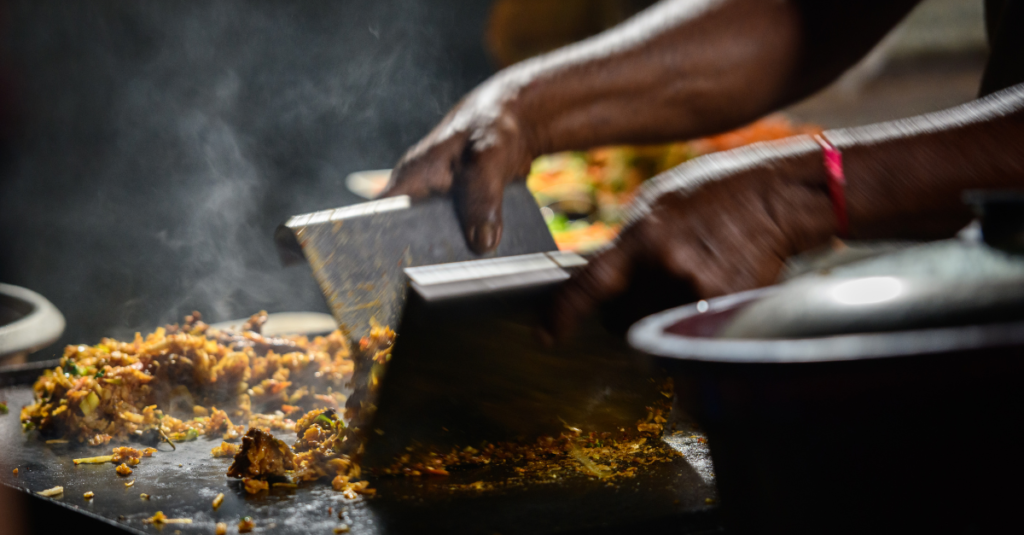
(275, 183), (659, 468)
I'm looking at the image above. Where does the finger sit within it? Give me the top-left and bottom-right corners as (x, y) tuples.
(545, 241), (636, 341)
(380, 159), (450, 200)
(454, 145), (511, 254)
(379, 138), (462, 200)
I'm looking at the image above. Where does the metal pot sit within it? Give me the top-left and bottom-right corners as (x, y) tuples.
(628, 194), (1024, 533)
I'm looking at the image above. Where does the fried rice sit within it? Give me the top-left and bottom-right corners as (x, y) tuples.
(20, 311), (355, 445)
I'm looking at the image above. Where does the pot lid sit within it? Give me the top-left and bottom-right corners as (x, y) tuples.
(720, 191), (1024, 339)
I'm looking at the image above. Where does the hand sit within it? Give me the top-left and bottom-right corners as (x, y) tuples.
(380, 83), (538, 253)
(546, 139), (836, 338)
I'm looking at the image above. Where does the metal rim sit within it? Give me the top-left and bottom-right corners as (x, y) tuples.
(0, 283), (65, 359)
(627, 287), (1024, 364)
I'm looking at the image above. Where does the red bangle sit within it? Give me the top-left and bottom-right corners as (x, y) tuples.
(814, 134), (849, 238)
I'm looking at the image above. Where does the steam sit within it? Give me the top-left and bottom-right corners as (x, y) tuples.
(0, 1), (495, 350)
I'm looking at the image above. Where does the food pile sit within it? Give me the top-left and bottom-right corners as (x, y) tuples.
(20, 311), (389, 498)
(528, 114), (821, 252)
(223, 326), (396, 499)
(20, 311), (683, 501)
(20, 311), (354, 446)
(225, 408), (372, 499)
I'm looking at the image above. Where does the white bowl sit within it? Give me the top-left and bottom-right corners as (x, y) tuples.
(0, 283), (65, 362)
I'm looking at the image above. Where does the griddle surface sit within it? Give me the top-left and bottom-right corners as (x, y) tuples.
(0, 386), (721, 534)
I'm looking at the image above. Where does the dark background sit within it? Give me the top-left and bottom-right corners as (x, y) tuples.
(0, 0), (495, 357)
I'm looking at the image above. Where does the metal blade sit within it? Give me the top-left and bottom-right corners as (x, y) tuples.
(274, 182), (556, 339)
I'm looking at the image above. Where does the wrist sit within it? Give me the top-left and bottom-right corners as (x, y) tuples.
(760, 138), (841, 253)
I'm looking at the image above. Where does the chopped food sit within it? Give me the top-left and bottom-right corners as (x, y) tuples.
(73, 445), (152, 477)
(124, 479), (135, 487)
(216, 522), (228, 535)
(20, 306), (684, 501)
(45, 439), (68, 444)
(211, 441), (241, 458)
(143, 511), (192, 525)
(88, 434), (112, 447)
(242, 478), (269, 494)
(140, 493), (150, 500)
(223, 340), (672, 498)
(21, 311), (356, 444)
(37, 486), (63, 497)
(226, 407), (373, 498)
(112, 446), (142, 465)
(168, 428), (200, 442)
(334, 526), (350, 534)
(380, 379), (679, 484)
(12, 468), (17, 476)
(83, 491), (94, 500)
(0, 401), (7, 414)
(238, 516), (255, 533)
(227, 428), (295, 479)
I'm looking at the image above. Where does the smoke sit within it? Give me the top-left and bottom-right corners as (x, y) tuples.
(0, 0), (494, 353)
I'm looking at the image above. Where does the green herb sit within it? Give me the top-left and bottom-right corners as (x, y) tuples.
(22, 421), (35, 431)
(94, 368), (106, 378)
(315, 414), (335, 428)
(167, 428), (199, 442)
(0, 402), (8, 414)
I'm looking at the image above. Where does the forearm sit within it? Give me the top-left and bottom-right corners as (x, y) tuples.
(492, 0), (802, 152)
(480, 0), (918, 154)
(632, 83), (1024, 251)
(833, 84), (1024, 240)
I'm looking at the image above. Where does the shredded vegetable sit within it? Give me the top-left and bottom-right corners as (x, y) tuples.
(73, 455), (114, 465)
(37, 486), (64, 497)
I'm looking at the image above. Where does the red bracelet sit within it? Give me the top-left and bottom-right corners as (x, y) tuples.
(814, 134), (849, 238)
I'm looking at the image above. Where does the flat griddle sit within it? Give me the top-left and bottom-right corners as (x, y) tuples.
(0, 368), (722, 535)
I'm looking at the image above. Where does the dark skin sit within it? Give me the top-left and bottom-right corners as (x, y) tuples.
(383, 0), (1024, 337)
